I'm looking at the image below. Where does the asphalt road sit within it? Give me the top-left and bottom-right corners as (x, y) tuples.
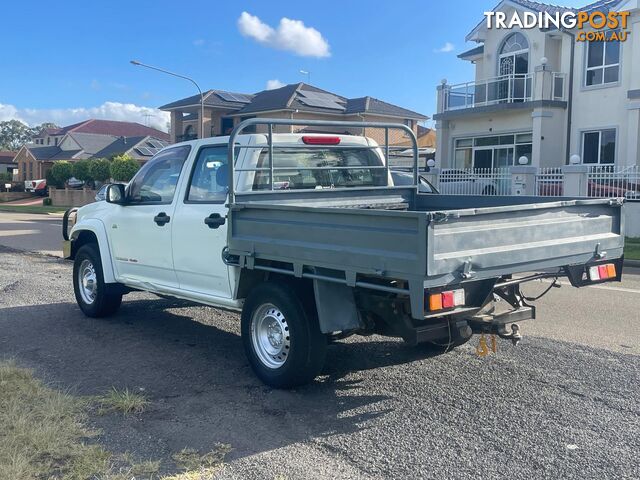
(0, 211), (63, 256)
(0, 237), (638, 478)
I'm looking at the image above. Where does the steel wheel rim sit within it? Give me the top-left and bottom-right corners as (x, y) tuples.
(78, 259), (97, 305)
(251, 303), (290, 369)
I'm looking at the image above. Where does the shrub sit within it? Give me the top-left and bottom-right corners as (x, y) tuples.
(42, 197), (52, 206)
(72, 160), (94, 185)
(89, 159), (111, 183)
(47, 161), (74, 188)
(110, 155), (140, 182)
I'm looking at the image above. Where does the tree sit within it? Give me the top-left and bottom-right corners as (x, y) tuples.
(0, 172), (12, 184)
(72, 159), (94, 185)
(110, 155), (140, 182)
(47, 161), (74, 188)
(89, 159), (111, 183)
(0, 120), (34, 150)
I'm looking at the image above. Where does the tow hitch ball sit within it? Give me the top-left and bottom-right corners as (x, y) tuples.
(501, 324), (522, 346)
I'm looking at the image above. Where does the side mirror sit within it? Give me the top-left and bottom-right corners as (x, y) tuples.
(106, 184), (126, 204)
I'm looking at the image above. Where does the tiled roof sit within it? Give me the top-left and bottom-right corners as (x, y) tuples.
(159, 89), (254, 110)
(25, 134), (169, 162)
(31, 119), (169, 142)
(466, 0), (624, 41)
(67, 133), (121, 155)
(233, 83), (301, 115)
(0, 151), (16, 163)
(162, 83), (428, 121)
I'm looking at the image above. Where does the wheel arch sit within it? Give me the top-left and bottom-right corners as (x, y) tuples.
(70, 220), (116, 283)
(236, 268), (360, 334)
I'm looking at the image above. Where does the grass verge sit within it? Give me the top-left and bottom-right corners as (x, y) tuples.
(97, 387), (150, 415)
(0, 360), (231, 479)
(0, 204), (68, 215)
(0, 359), (109, 479)
(625, 237), (640, 261)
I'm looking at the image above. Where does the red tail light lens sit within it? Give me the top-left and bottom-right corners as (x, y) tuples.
(302, 136), (341, 145)
(588, 263), (617, 281)
(426, 289), (466, 311)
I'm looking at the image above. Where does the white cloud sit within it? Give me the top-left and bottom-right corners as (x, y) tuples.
(238, 11), (330, 58)
(193, 38), (205, 47)
(266, 79), (286, 90)
(0, 101), (170, 132)
(434, 42), (455, 53)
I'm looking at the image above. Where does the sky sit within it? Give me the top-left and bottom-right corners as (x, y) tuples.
(0, 0), (587, 132)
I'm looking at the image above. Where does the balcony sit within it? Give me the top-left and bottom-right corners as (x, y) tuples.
(441, 72), (566, 112)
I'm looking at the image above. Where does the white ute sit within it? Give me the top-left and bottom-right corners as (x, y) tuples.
(63, 119), (625, 388)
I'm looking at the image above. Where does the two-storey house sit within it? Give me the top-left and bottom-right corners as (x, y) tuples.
(434, 0), (639, 170)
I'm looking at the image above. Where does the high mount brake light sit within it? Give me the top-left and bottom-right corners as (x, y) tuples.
(426, 289), (466, 312)
(588, 263), (616, 281)
(301, 136), (341, 145)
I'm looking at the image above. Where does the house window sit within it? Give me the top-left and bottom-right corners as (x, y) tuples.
(582, 129), (616, 164)
(585, 31), (620, 86)
(454, 133), (533, 169)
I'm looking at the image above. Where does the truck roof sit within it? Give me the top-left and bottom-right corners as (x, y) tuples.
(170, 132), (376, 150)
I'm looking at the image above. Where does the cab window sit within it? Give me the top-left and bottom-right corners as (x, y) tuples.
(128, 146), (191, 204)
(252, 147), (386, 190)
(186, 145), (229, 203)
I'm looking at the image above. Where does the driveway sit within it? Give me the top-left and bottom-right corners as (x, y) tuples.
(0, 246), (638, 479)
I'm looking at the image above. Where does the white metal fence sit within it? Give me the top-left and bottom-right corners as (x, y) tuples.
(430, 165), (640, 198)
(437, 168), (511, 195)
(535, 168), (564, 196)
(586, 165), (640, 199)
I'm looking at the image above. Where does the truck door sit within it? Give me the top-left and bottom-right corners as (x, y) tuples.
(108, 146), (191, 288)
(172, 144), (232, 299)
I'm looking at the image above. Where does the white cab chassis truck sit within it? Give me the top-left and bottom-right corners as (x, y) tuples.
(62, 119), (625, 388)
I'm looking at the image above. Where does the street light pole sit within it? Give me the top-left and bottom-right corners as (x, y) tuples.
(130, 60), (205, 140)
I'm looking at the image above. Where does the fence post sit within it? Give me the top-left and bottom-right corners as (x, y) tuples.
(510, 166), (537, 195)
(562, 164), (589, 196)
(423, 167), (440, 190)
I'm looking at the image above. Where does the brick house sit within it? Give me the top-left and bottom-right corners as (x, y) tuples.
(13, 119), (169, 181)
(160, 83), (430, 147)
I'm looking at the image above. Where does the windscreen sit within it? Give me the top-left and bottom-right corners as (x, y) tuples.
(252, 147), (387, 190)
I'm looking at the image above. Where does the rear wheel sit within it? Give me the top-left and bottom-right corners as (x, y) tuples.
(73, 244), (122, 318)
(241, 282), (327, 388)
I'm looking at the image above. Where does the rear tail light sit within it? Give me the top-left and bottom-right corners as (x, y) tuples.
(426, 288), (466, 312)
(588, 263), (617, 281)
(302, 136), (341, 145)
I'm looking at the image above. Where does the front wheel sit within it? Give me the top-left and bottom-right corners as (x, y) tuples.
(73, 244), (122, 318)
(241, 282), (327, 388)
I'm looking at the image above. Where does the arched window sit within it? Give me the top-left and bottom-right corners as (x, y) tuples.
(500, 33), (528, 54)
(184, 124), (195, 140)
(495, 33), (531, 103)
(498, 33), (529, 76)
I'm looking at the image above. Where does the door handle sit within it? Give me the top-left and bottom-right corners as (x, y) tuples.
(154, 212), (171, 226)
(204, 213), (226, 229)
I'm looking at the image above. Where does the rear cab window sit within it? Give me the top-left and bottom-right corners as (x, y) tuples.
(252, 147), (387, 190)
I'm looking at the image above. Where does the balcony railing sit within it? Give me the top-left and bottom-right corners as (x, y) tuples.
(442, 73), (566, 112)
(177, 133), (198, 142)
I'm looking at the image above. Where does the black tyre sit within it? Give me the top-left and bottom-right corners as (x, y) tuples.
(73, 244), (122, 318)
(241, 282), (327, 389)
